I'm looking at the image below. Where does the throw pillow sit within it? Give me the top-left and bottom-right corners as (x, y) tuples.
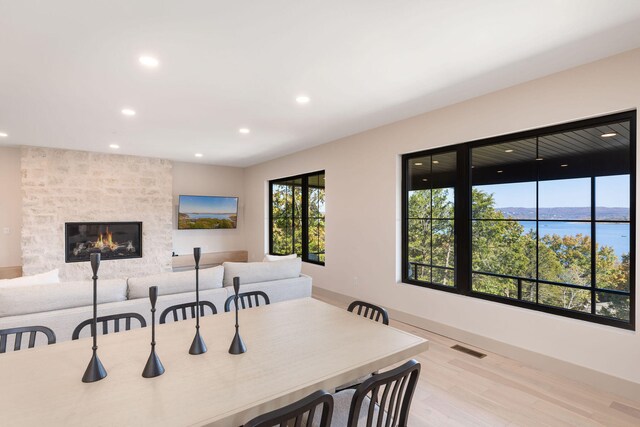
(262, 253), (298, 262)
(223, 258), (302, 286)
(0, 268), (60, 288)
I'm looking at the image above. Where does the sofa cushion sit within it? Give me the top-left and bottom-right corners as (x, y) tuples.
(223, 258), (302, 287)
(229, 275), (312, 303)
(0, 279), (127, 318)
(262, 254), (298, 262)
(0, 269), (59, 288)
(127, 265), (224, 300)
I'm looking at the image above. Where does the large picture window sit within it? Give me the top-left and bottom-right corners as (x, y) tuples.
(270, 171), (325, 265)
(402, 111), (635, 329)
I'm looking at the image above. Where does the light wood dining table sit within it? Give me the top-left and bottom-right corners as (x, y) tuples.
(0, 297), (428, 426)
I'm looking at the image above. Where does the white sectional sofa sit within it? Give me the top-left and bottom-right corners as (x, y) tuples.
(0, 258), (311, 347)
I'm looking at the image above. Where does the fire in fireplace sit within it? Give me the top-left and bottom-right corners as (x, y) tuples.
(65, 222), (142, 263)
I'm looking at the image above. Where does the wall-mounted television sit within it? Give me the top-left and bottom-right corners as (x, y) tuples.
(178, 195), (238, 229)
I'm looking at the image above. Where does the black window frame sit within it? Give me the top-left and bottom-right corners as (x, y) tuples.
(402, 111), (636, 330)
(269, 170), (325, 266)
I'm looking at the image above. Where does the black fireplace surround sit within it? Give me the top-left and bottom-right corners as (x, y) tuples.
(65, 222), (142, 263)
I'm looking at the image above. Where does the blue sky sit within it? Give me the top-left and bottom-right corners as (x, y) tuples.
(475, 175), (629, 208)
(179, 196), (238, 214)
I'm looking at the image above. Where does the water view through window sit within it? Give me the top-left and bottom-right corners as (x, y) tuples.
(403, 111), (635, 328)
(471, 140), (631, 321)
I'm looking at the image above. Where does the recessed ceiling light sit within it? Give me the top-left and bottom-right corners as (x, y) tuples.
(601, 132), (617, 138)
(0, 132), (7, 138)
(432, 160), (439, 164)
(109, 144), (119, 149)
(561, 164), (568, 167)
(497, 170), (504, 173)
(422, 178), (428, 182)
(121, 108), (136, 116)
(414, 162), (423, 166)
(296, 95), (310, 104)
(195, 153), (203, 158)
(139, 56), (159, 68)
(239, 128), (250, 134)
(504, 149), (514, 153)
(536, 157), (544, 161)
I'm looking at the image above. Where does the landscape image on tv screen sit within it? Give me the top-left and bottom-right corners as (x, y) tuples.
(178, 195), (238, 229)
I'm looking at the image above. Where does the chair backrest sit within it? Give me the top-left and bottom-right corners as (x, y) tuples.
(72, 312), (147, 340)
(224, 291), (270, 312)
(347, 359), (420, 427)
(347, 300), (390, 325)
(159, 301), (217, 324)
(244, 390), (333, 427)
(0, 326), (56, 353)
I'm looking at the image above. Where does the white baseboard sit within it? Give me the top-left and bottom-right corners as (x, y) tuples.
(312, 286), (640, 402)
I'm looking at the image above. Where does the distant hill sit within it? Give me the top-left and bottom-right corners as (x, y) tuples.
(497, 207), (629, 221)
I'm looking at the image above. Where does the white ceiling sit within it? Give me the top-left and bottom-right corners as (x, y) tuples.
(1, 1), (640, 167)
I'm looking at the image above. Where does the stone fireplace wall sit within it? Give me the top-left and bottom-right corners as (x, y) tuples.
(21, 147), (173, 280)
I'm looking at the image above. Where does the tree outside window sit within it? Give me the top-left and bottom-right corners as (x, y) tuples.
(270, 171), (325, 265)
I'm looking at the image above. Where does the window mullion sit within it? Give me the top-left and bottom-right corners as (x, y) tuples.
(291, 185), (296, 254)
(269, 183), (274, 254)
(401, 156), (410, 283)
(536, 136), (540, 305)
(591, 176), (596, 314)
(456, 144), (471, 294)
(301, 178), (309, 262)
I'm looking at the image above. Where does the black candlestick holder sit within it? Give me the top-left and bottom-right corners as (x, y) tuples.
(142, 286), (165, 378)
(228, 276), (247, 355)
(82, 253), (108, 383)
(189, 247), (207, 355)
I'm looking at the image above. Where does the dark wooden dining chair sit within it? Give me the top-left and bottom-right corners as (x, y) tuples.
(331, 359), (421, 427)
(224, 291), (270, 312)
(159, 301), (217, 324)
(336, 300), (391, 392)
(347, 300), (389, 325)
(244, 390), (334, 427)
(72, 312), (147, 340)
(0, 326), (56, 353)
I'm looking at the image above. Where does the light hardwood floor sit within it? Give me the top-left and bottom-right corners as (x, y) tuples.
(315, 295), (640, 426)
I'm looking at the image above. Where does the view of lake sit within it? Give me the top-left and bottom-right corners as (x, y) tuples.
(184, 213), (235, 219)
(517, 221), (630, 257)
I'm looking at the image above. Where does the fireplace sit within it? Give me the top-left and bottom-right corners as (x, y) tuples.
(65, 222), (142, 263)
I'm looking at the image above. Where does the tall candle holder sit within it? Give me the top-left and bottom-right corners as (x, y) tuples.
(228, 276), (247, 355)
(142, 286), (165, 378)
(82, 253), (108, 383)
(189, 247), (207, 355)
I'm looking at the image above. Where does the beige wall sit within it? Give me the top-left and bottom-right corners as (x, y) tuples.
(244, 48), (640, 384)
(0, 147), (22, 267)
(172, 161), (245, 255)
